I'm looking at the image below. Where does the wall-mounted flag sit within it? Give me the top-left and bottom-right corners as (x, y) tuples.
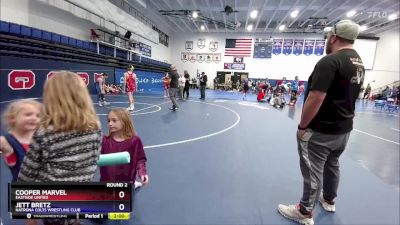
(314, 40), (325, 56)
(205, 54), (212, 63)
(181, 52), (188, 62)
(293, 39), (304, 56)
(282, 39), (294, 55)
(185, 41), (193, 51)
(303, 40), (315, 56)
(213, 53), (221, 63)
(189, 53), (196, 62)
(273, 39), (283, 55)
(197, 54), (205, 63)
(197, 39), (205, 49)
(209, 41), (218, 52)
(224, 38), (252, 57)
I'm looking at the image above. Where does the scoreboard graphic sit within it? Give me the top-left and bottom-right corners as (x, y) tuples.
(253, 38), (273, 58)
(9, 182), (132, 220)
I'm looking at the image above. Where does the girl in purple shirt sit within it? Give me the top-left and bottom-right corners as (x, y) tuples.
(100, 108), (148, 187)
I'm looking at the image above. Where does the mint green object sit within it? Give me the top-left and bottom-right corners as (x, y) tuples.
(98, 152), (130, 166)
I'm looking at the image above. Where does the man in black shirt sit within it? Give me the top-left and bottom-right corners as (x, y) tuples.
(183, 70), (190, 99)
(199, 72), (208, 100)
(363, 83), (371, 99)
(278, 20), (364, 225)
(169, 65), (179, 111)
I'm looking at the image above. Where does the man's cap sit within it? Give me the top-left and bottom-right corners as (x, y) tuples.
(324, 20), (360, 41)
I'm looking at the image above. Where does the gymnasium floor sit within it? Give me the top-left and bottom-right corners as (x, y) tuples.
(1, 90), (399, 225)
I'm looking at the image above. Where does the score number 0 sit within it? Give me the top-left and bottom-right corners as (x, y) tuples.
(119, 191), (125, 211)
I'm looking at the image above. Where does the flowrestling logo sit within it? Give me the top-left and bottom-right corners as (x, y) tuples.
(8, 70), (35, 90)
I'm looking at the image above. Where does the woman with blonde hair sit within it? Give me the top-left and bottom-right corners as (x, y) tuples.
(18, 71), (102, 225)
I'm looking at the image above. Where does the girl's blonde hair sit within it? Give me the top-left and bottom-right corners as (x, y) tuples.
(2, 99), (42, 130)
(42, 71), (100, 132)
(108, 108), (137, 139)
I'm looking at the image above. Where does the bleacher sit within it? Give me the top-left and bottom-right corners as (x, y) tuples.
(0, 20), (170, 72)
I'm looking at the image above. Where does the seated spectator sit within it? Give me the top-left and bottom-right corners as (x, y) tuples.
(257, 87), (266, 102)
(268, 86), (286, 108)
(104, 84), (121, 94)
(288, 91), (298, 106)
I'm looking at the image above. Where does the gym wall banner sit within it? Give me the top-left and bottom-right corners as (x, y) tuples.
(314, 40), (325, 56)
(273, 39), (283, 55)
(0, 56), (113, 101)
(223, 63), (246, 70)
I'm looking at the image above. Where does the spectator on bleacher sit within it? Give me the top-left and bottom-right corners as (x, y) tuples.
(163, 73), (170, 98)
(169, 65), (179, 111)
(178, 74), (186, 100)
(124, 65), (137, 111)
(363, 83), (371, 99)
(95, 73), (110, 106)
(183, 70), (190, 99)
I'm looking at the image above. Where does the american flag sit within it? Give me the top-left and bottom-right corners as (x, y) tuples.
(224, 38), (253, 57)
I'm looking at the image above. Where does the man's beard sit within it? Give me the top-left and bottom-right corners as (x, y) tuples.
(326, 42), (332, 54)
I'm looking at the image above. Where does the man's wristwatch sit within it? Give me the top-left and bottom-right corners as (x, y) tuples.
(298, 125), (307, 130)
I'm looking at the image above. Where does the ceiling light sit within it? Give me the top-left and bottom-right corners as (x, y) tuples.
(388, 13), (397, 21)
(200, 25), (205, 30)
(290, 10), (299, 18)
(360, 25), (367, 32)
(278, 24), (286, 31)
(247, 24), (253, 31)
(346, 10), (356, 17)
(250, 10), (258, 19)
(192, 11), (198, 18)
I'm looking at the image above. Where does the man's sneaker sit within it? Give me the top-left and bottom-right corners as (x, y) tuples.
(169, 107), (177, 111)
(103, 101), (110, 106)
(278, 204), (314, 225)
(319, 195), (336, 212)
(98, 101), (103, 106)
(134, 181), (143, 189)
(127, 106), (134, 111)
